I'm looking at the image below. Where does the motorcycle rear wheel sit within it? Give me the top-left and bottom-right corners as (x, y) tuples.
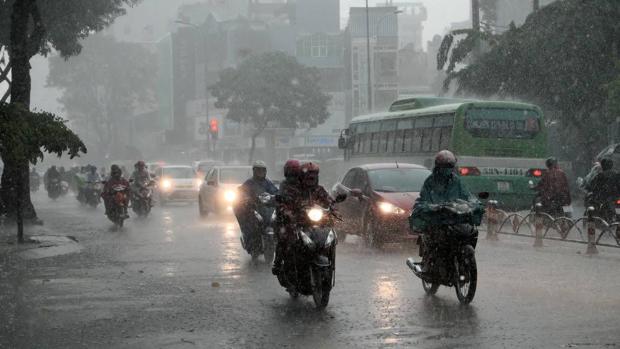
(454, 245), (477, 304)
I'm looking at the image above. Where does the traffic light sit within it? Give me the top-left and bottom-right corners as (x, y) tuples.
(209, 119), (219, 140)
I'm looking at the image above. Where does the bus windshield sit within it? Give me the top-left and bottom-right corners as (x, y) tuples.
(464, 108), (540, 139)
(367, 168), (430, 193)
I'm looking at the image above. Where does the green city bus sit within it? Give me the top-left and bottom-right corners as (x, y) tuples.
(337, 97), (548, 209)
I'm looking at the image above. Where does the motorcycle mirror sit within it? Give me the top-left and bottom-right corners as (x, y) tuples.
(335, 193), (347, 203)
(477, 192), (490, 200)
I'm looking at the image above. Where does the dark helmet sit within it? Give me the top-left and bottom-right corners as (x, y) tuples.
(435, 150), (457, 168)
(545, 157), (558, 169)
(600, 157), (613, 171)
(135, 160), (146, 169)
(300, 162), (320, 187)
(110, 165), (122, 177)
(283, 159), (301, 178)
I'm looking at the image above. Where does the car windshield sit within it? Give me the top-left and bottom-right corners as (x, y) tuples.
(163, 167), (195, 179)
(219, 168), (252, 184)
(367, 168), (430, 193)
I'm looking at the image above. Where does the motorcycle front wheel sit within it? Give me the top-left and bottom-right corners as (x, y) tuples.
(262, 235), (275, 265)
(422, 279), (439, 295)
(454, 245), (477, 304)
(310, 267), (331, 309)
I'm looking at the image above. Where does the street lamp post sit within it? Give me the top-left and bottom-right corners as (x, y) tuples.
(175, 20), (212, 154)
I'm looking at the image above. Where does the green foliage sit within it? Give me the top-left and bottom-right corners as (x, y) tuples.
(47, 34), (156, 153)
(210, 51), (331, 135)
(443, 0), (620, 161)
(0, 0), (140, 59)
(0, 103), (87, 164)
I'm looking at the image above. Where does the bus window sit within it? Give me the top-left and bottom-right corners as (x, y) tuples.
(464, 108), (540, 139)
(439, 127), (452, 149)
(416, 117), (434, 152)
(370, 132), (380, 153)
(395, 130), (404, 153)
(405, 129), (418, 152)
(421, 128), (433, 152)
(431, 128), (442, 151)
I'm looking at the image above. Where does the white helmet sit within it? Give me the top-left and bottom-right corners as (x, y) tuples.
(252, 160), (267, 169)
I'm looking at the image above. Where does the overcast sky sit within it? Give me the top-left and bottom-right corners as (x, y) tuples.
(340, 0), (471, 44)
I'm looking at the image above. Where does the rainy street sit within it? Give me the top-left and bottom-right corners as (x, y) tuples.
(1, 193), (619, 349)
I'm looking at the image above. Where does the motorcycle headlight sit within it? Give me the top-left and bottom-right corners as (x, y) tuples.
(378, 202), (405, 215)
(307, 207), (324, 222)
(224, 190), (237, 203)
(325, 230), (336, 246)
(299, 231), (315, 248)
(160, 179), (173, 191)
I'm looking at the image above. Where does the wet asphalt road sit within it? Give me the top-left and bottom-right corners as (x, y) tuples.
(1, 193), (620, 349)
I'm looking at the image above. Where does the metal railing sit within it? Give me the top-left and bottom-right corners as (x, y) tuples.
(485, 201), (620, 253)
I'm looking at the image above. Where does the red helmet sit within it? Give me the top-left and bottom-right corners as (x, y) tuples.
(300, 162), (319, 187)
(283, 159), (301, 178)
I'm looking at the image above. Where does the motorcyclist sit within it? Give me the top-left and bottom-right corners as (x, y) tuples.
(45, 165), (61, 191)
(272, 161), (335, 274)
(129, 161), (153, 208)
(272, 159), (303, 274)
(102, 165), (130, 218)
(585, 158), (619, 221)
(409, 150), (478, 276)
(234, 161), (278, 250)
(533, 157), (571, 217)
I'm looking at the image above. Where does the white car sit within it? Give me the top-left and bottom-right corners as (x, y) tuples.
(154, 165), (201, 204)
(198, 166), (253, 216)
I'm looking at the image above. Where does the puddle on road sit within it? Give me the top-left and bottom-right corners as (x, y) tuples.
(18, 235), (83, 260)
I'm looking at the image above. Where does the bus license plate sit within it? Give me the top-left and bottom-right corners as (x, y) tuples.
(497, 181), (511, 192)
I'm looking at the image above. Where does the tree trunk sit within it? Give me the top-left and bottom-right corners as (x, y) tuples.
(0, 0), (39, 229)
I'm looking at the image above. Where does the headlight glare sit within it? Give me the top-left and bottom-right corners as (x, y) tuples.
(307, 207), (324, 222)
(161, 179), (173, 191)
(378, 201), (405, 215)
(224, 190), (237, 203)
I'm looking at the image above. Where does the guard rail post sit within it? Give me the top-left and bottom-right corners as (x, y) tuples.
(533, 203), (544, 247)
(585, 206), (598, 255)
(486, 200), (499, 240)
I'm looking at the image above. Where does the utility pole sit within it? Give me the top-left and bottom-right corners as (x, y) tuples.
(533, 0), (540, 11)
(365, 0), (373, 112)
(471, 0), (480, 32)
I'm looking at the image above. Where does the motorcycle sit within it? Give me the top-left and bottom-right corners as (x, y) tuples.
(240, 192), (277, 264)
(406, 197), (486, 305)
(275, 194), (346, 309)
(131, 179), (155, 218)
(105, 182), (130, 229)
(47, 178), (62, 200)
(81, 182), (103, 208)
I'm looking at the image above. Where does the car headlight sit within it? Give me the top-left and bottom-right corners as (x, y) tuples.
(224, 190), (237, 203)
(307, 207), (324, 222)
(378, 202), (405, 215)
(160, 179), (173, 191)
(194, 178), (203, 188)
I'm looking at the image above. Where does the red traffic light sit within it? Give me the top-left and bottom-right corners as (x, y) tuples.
(209, 119), (218, 133)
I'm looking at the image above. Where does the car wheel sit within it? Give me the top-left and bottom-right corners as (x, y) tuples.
(363, 214), (382, 248)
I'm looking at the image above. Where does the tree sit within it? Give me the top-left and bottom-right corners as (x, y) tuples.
(0, 104), (86, 241)
(0, 0), (139, 222)
(47, 34), (156, 160)
(439, 0), (620, 170)
(210, 51), (331, 163)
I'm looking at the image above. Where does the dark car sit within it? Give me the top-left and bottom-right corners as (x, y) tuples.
(331, 163), (431, 247)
